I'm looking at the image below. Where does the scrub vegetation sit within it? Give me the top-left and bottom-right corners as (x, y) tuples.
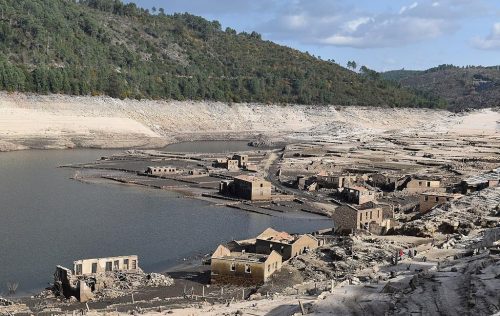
(0, 0), (446, 108)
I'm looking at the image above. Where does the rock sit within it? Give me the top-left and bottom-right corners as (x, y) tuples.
(146, 273), (174, 287)
(400, 187), (500, 237)
(248, 135), (281, 148)
(249, 293), (262, 300)
(0, 297), (13, 306)
(0, 140), (28, 152)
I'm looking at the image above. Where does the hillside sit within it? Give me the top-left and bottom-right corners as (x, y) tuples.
(0, 0), (443, 107)
(381, 70), (423, 82)
(383, 65), (500, 110)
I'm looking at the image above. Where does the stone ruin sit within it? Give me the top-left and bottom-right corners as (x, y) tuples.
(52, 266), (174, 303)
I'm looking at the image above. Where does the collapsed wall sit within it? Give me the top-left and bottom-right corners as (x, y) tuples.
(52, 266), (174, 303)
(400, 187), (500, 237)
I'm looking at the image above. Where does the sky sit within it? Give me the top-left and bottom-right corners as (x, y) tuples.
(127, 0), (500, 71)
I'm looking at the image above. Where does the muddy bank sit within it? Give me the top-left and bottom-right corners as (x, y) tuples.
(1, 92), (494, 152)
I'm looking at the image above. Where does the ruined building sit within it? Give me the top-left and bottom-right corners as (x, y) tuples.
(232, 154), (249, 168)
(210, 245), (282, 285)
(368, 173), (406, 191)
(74, 255), (139, 276)
(419, 192), (464, 213)
(53, 266), (94, 303)
(53, 255), (140, 303)
(254, 228), (319, 261)
(341, 185), (379, 205)
(401, 175), (443, 193)
(209, 227), (321, 285)
(145, 166), (178, 176)
(460, 168), (500, 194)
(316, 172), (360, 189)
(219, 175), (272, 201)
(213, 158), (239, 171)
(296, 175), (317, 191)
(332, 202), (394, 234)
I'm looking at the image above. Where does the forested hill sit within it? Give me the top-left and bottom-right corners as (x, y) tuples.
(0, 0), (443, 107)
(382, 65), (500, 110)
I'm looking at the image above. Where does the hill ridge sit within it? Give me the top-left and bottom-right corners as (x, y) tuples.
(0, 0), (443, 108)
(382, 66), (500, 110)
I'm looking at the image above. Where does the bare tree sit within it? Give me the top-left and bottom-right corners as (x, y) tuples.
(7, 282), (19, 295)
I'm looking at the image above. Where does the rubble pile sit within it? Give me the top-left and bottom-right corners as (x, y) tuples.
(248, 135), (281, 148)
(91, 271), (174, 300)
(290, 252), (336, 281)
(393, 254), (500, 315)
(400, 187), (500, 237)
(289, 235), (410, 282)
(145, 272), (175, 287)
(311, 252), (500, 316)
(34, 290), (55, 299)
(0, 301), (30, 315)
(53, 269), (174, 302)
(0, 297), (13, 306)
(0, 298), (31, 315)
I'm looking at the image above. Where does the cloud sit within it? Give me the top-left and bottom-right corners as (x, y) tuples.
(473, 23), (500, 50)
(135, 0), (498, 50)
(344, 17), (372, 32)
(399, 2), (419, 15)
(258, 0), (493, 48)
(283, 15), (308, 30)
(319, 17), (453, 48)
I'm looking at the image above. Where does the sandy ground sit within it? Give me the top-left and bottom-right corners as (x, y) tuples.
(164, 296), (316, 316)
(449, 109), (500, 134)
(0, 107), (158, 137)
(1, 92), (497, 152)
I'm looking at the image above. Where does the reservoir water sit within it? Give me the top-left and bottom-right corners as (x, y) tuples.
(0, 143), (331, 295)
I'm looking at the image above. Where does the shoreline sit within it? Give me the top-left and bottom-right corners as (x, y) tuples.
(0, 134), (277, 153)
(8, 235), (498, 315)
(0, 143), (333, 300)
(7, 254), (209, 301)
(70, 170), (332, 221)
(1, 91), (497, 154)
